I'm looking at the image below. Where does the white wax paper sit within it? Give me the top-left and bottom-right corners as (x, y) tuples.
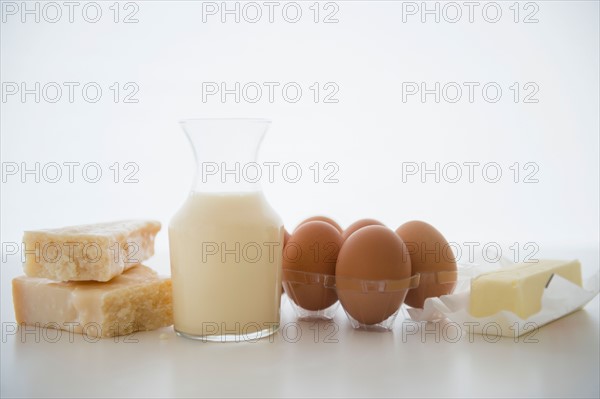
(407, 272), (599, 337)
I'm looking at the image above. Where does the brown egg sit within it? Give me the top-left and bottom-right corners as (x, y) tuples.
(283, 221), (342, 311)
(342, 218), (384, 241)
(296, 216), (343, 234)
(336, 225), (411, 325)
(395, 221), (457, 308)
(281, 228), (290, 295)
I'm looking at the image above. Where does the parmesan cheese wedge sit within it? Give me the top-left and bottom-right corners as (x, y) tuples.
(23, 220), (160, 282)
(13, 264), (173, 338)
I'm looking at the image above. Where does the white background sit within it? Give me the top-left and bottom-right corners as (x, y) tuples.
(1, 1), (599, 397)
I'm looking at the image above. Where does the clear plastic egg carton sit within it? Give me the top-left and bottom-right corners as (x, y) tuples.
(282, 269), (340, 320)
(336, 274), (420, 331)
(283, 270), (431, 331)
(403, 270), (458, 307)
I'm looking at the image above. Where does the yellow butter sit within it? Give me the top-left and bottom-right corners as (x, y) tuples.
(469, 259), (582, 319)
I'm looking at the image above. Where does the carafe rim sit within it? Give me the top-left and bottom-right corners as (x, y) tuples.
(180, 118), (271, 124)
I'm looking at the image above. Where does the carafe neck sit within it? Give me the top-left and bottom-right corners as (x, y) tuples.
(181, 118), (271, 193)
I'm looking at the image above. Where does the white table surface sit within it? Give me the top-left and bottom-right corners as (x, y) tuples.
(1, 248), (598, 398)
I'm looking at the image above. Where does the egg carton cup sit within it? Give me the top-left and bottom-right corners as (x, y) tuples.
(404, 270), (459, 310)
(337, 274), (420, 331)
(282, 269), (340, 320)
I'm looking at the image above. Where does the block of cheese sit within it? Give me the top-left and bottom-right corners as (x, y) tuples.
(23, 220), (161, 282)
(13, 264), (173, 338)
(470, 259), (582, 319)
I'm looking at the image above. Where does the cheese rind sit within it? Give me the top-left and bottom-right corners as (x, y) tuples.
(23, 220), (161, 282)
(12, 264), (173, 337)
(469, 259), (582, 319)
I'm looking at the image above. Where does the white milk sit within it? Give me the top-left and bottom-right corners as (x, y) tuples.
(169, 191), (283, 340)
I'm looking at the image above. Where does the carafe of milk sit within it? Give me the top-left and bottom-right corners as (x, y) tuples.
(169, 119), (283, 342)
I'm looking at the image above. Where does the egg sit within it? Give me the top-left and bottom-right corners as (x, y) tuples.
(395, 221), (457, 308)
(342, 218), (384, 241)
(283, 221), (342, 311)
(281, 228), (291, 295)
(336, 225), (411, 325)
(296, 216), (343, 233)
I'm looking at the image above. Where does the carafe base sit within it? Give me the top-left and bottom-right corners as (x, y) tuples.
(174, 324), (280, 343)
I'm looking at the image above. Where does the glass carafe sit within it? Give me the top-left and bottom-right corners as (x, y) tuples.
(169, 119), (283, 342)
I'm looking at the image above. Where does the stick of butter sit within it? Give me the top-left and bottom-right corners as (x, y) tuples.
(23, 220), (160, 282)
(12, 264), (173, 338)
(469, 259), (583, 319)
